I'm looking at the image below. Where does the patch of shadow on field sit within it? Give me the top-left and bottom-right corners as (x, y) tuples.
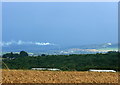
(1, 83), (119, 85)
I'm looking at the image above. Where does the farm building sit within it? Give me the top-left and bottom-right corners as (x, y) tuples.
(89, 69), (116, 72)
(31, 68), (60, 71)
(31, 68), (46, 70)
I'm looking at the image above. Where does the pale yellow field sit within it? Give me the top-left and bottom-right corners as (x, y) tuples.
(1, 69), (119, 83)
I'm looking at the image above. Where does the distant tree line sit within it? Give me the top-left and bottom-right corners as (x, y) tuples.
(2, 51), (28, 58)
(2, 51), (120, 71)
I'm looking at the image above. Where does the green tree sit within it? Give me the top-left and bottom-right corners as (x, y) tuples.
(20, 51), (28, 57)
(41, 54), (46, 56)
(2, 52), (14, 58)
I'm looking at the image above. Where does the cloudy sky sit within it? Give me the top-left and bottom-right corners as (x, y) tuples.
(2, 2), (118, 46)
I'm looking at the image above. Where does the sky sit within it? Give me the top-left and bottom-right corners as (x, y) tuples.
(2, 2), (118, 46)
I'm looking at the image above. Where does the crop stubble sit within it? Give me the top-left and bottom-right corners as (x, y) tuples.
(1, 70), (119, 83)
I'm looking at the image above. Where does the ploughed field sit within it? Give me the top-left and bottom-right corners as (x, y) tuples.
(2, 69), (119, 83)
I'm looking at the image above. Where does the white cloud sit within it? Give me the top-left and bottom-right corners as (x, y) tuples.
(107, 43), (112, 45)
(1, 40), (55, 46)
(35, 42), (54, 45)
(18, 40), (24, 45)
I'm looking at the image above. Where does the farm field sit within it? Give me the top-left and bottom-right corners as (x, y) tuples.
(1, 69), (119, 83)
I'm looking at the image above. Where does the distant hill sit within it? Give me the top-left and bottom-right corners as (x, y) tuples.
(2, 42), (118, 55)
